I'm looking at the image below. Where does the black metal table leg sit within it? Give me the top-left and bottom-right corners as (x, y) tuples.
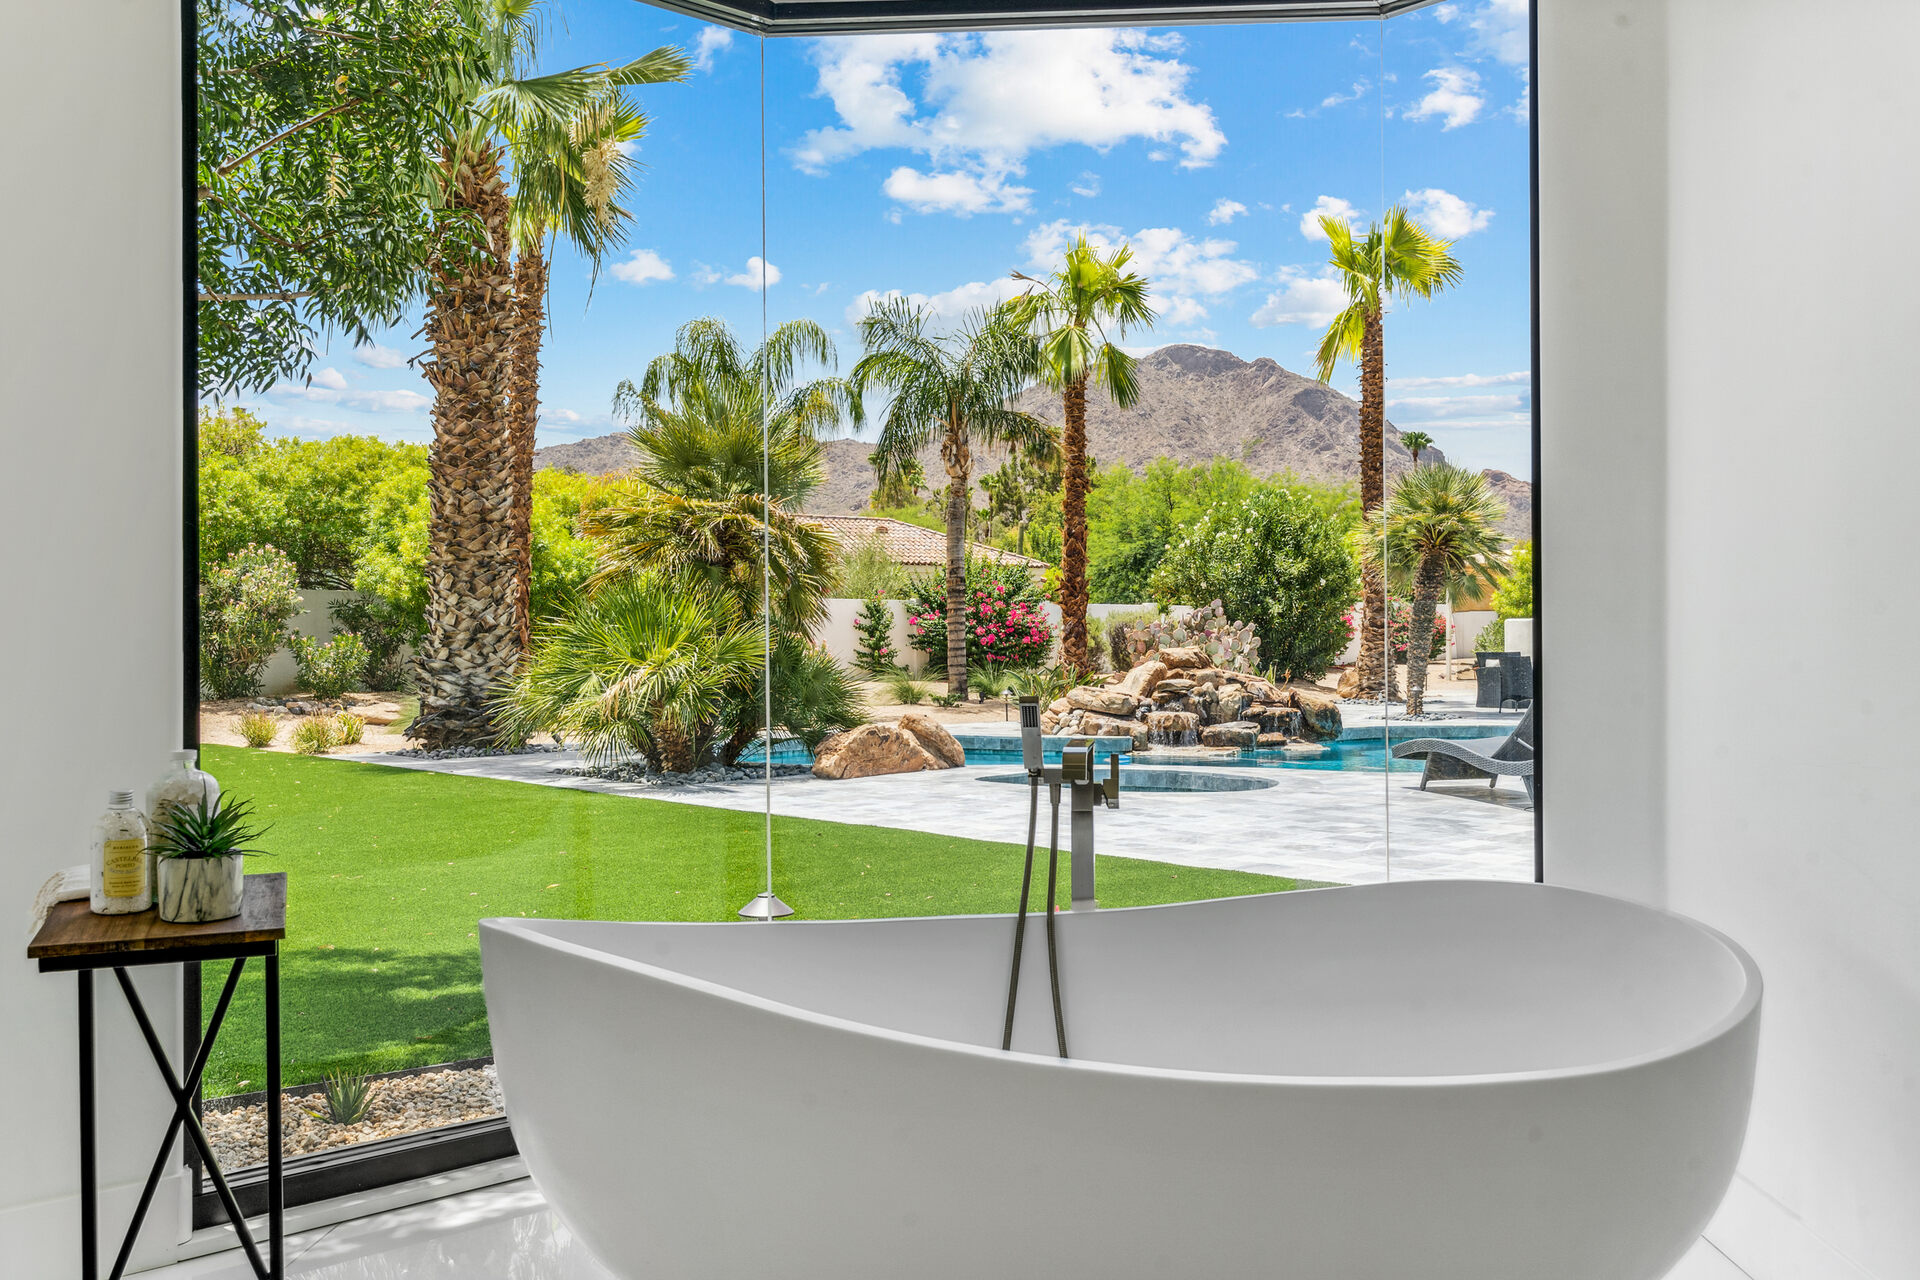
(265, 947), (283, 1279)
(79, 970), (96, 1280)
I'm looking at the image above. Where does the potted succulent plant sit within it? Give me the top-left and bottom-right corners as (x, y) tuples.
(148, 795), (269, 923)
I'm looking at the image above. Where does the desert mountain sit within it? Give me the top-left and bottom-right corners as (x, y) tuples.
(535, 344), (1532, 540)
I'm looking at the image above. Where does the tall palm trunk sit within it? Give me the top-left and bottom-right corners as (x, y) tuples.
(508, 235), (548, 657)
(411, 140), (523, 748)
(943, 420), (971, 698)
(1059, 375), (1091, 672)
(1404, 555), (1446, 715)
(1355, 307), (1400, 701)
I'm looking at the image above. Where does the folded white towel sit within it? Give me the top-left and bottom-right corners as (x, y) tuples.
(30, 865), (90, 941)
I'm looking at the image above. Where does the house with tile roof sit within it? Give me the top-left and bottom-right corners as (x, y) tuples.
(809, 515), (1049, 570)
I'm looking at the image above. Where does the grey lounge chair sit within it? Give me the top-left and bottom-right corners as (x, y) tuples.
(1391, 705), (1535, 802)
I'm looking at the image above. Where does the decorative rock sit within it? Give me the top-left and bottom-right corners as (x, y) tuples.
(1214, 687), (1251, 722)
(811, 722), (953, 779)
(1200, 721), (1260, 749)
(1288, 688), (1344, 740)
(355, 702), (404, 726)
(1248, 704), (1305, 738)
(1115, 660), (1169, 699)
(1155, 678), (1196, 696)
(1336, 667), (1363, 699)
(897, 713), (967, 768)
(1078, 712), (1149, 750)
(1256, 733), (1292, 748)
(1145, 710), (1202, 747)
(1066, 685), (1140, 717)
(1158, 646), (1206, 669)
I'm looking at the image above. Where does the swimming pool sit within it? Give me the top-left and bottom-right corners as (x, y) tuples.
(742, 728), (1511, 774)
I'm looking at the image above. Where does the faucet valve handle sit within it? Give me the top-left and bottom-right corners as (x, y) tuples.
(1103, 750), (1120, 809)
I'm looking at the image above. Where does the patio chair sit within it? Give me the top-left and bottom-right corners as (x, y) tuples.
(1391, 705), (1535, 802)
(1475, 651), (1534, 713)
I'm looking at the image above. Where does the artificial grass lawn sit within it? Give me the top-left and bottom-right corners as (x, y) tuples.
(201, 745), (1308, 1098)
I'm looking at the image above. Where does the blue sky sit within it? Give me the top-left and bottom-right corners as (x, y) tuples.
(244, 0), (1534, 478)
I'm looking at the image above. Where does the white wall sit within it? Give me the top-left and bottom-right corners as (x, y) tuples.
(1542, 2), (1920, 1276)
(259, 587), (365, 695)
(0, 1), (189, 1272)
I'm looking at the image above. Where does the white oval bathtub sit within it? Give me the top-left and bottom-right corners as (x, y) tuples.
(480, 881), (1760, 1280)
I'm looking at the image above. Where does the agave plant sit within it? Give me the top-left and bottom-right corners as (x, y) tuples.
(304, 1071), (373, 1126)
(147, 795), (271, 861)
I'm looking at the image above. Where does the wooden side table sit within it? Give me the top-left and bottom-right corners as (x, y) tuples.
(29, 873), (287, 1280)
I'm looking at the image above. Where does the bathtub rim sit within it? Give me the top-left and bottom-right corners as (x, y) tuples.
(479, 879), (1762, 1091)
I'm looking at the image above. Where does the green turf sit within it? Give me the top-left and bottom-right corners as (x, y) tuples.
(199, 745), (1309, 1098)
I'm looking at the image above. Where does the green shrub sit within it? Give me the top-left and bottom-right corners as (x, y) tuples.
(1475, 617), (1509, 653)
(334, 712), (366, 745)
(304, 1072), (373, 1126)
(838, 533), (907, 600)
(764, 640), (869, 751)
(328, 593), (422, 690)
(237, 711), (278, 748)
(1149, 490), (1358, 682)
(931, 691), (964, 708)
(854, 599), (898, 674)
(290, 715), (340, 755)
(881, 669), (933, 705)
(998, 664), (1072, 706)
(201, 544), (302, 699)
(1098, 607), (1165, 672)
(1490, 541), (1533, 619)
(290, 632), (370, 699)
(904, 559), (1052, 674)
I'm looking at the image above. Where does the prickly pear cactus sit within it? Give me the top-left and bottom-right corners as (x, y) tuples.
(1116, 600), (1262, 674)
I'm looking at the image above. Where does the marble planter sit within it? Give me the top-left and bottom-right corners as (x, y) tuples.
(157, 855), (245, 923)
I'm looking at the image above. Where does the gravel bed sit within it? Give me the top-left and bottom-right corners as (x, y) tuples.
(389, 743), (567, 760)
(562, 760), (814, 787)
(203, 1064), (503, 1169)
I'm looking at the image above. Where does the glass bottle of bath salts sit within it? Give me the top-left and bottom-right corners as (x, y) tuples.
(92, 790), (151, 914)
(147, 749), (218, 886)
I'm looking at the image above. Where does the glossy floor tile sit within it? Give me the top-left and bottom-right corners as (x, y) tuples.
(140, 1176), (1747, 1279)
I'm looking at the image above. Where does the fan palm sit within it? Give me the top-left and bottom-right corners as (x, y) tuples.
(1314, 208), (1462, 704)
(586, 318), (853, 633)
(852, 299), (1055, 697)
(506, 48), (689, 654)
(1370, 464), (1508, 715)
(493, 576), (764, 773)
(1400, 430), (1434, 465)
(1009, 233), (1154, 672)
(411, 0), (684, 747)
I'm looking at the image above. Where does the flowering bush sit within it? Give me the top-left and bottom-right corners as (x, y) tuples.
(905, 560), (1053, 672)
(854, 598), (897, 674)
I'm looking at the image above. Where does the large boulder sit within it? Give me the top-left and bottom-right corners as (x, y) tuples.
(812, 721), (957, 779)
(1247, 704), (1305, 738)
(1288, 686), (1344, 740)
(1200, 721), (1260, 749)
(898, 713), (967, 768)
(1145, 710), (1201, 745)
(1115, 659), (1169, 699)
(1066, 684), (1140, 717)
(1079, 712), (1149, 750)
(1157, 645), (1207, 669)
(1336, 667), (1363, 700)
(1213, 685), (1252, 723)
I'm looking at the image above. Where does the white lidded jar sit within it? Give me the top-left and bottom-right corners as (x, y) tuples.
(147, 749), (218, 886)
(92, 791), (151, 914)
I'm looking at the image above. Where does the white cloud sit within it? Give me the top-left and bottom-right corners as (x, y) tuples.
(1438, 0), (1529, 67)
(310, 366), (348, 390)
(845, 278), (1025, 330)
(882, 166), (1032, 215)
(1507, 68), (1531, 123)
(696, 257), (782, 290)
(692, 26), (733, 72)
(794, 30), (1225, 216)
(1207, 198), (1247, 225)
(1070, 171), (1102, 198)
(1401, 187), (1493, 239)
(353, 343), (404, 370)
(1300, 195), (1358, 240)
(1390, 371), (1530, 390)
(543, 408), (583, 424)
(1249, 266), (1350, 328)
(267, 380), (429, 413)
(1323, 80), (1369, 108)
(1405, 67), (1484, 130)
(1387, 393), (1530, 417)
(1021, 219), (1258, 327)
(611, 248), (674, 285)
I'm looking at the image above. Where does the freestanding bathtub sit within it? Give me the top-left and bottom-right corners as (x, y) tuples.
(480, 881), (1760, 1280)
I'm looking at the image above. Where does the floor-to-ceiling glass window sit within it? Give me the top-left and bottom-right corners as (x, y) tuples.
(189, 0), (1534, 1210)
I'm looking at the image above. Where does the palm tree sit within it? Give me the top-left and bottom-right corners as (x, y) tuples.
(411, 0), (682, 747)
(1314, 208), (1462, 704)
(1400, 430), (1434, 465)
(1372, 464), (1508, 715)
(587, 318), (855, 633)
(852, 299), (1055, 698)
(506, 49), (689, 655)
(1009, 232), (1154, 673)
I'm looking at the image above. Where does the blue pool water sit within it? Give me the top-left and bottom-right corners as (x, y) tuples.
(742, 730), (1509, 774)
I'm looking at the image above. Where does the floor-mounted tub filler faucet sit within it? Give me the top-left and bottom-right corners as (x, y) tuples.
(1002, 696), (1122, 1058)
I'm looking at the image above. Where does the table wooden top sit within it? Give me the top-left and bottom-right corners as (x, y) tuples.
(29, 873), (285, 966)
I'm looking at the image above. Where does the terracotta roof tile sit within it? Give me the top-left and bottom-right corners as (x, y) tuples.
(809, 515), (1049, 569)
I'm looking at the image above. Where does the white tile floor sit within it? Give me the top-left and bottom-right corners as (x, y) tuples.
(140, 1176), (1749, 1279)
